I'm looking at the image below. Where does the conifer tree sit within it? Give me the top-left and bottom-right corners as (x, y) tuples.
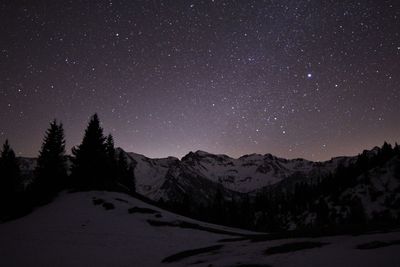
(105, 134), (116, 161)
(379, 141), (394, 163)
(71, 114), (110, 189)
(104, 134), (118, 189)
(34, 120), (67, 202)
(0, 140), (20, 214)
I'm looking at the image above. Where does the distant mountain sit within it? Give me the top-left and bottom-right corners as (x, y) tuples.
(121, 149), (354, 200)
(14, 146), (387, 201)
(122, 151), (242, 205)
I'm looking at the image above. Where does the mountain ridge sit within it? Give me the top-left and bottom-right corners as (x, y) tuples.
(17, 145), (383, 199)
(121, 147), (362, 199)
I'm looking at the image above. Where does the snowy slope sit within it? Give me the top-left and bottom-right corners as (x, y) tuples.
(0, 191), (399, 266)
(0, 191), (252, 266)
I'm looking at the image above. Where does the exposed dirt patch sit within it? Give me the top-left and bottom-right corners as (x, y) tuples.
(114, 198), (129, 203)
(264, 241), (328, 255)
(147, 219), (244, 236)
(232, 264), (272, 267)
(92, 198), (104, 205)
(102, 202), (115, 210)
(162, 245), (223, 263)
(128, 206), (160, 214)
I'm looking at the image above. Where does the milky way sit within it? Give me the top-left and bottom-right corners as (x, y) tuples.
(0, 1), (399, 160)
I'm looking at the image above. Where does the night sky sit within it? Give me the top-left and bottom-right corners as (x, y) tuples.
(1, 1), (399, 160)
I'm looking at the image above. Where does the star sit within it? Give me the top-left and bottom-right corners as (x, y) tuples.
(0, 1), (398, 161)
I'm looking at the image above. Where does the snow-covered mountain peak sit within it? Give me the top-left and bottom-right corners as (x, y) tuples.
(125, 149), (352, 197)
(238, 153), (266, 161)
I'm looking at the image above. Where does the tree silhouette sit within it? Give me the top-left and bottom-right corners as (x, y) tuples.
(33, 120), (67, 203)
(104, 134), (118, 189)
(71, 114), (119, 190)
(105, 134), (116, 161)
(0, 140), (20, 216)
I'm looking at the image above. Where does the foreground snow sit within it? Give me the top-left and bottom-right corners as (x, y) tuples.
(0, 191), (399, 266)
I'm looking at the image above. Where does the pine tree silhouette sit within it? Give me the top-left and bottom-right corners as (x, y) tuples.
(104, 134), (117, 189)
(33, 120), (67, 203)
(0, 140), (20, 216)
(71, 114), (112, 190)
(105, 134), (116, 160)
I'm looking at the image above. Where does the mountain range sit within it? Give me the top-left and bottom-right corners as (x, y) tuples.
(124, 149), (354, 199)
(17, 144), (400, 231)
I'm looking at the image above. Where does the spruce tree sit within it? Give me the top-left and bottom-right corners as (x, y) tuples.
(34, 120), (67, 203)
(0, 140), (20, 215)
(105, 134), (118, 189)
(71, 114), (109, 190)
(105, 134), (116, 161)
(380, 141), (394, 163)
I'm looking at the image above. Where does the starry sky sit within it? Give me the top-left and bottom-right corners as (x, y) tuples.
(1, 0), (399, 161)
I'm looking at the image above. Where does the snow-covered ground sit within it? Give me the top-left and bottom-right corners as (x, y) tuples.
(0, 191), (399, 266)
